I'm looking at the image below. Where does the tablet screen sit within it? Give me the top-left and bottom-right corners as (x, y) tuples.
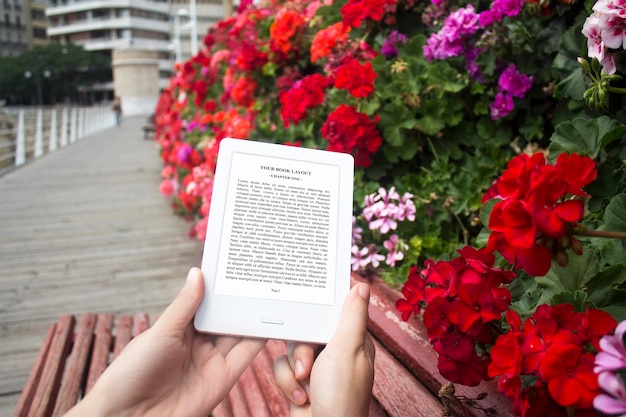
(214, 151), (339, 306)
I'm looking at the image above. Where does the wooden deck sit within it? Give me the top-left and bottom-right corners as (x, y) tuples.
(0, 116), (203, 415)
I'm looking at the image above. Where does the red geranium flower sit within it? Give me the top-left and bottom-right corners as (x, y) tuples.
(310, 22), (351, 62)
(230, 75), (257, 108)
(539, 345), (599, 409)
(320, 104), (382, 167)
(333, 58), (378, 98)
(341, 0), (397, 28)
(280, 73), (330, 128)
(484, 152), (597, 276)
(270, 10), (306, 54)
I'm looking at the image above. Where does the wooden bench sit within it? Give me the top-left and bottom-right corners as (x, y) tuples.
(13, 273), (515, 417)
(142, 124), (156, 140)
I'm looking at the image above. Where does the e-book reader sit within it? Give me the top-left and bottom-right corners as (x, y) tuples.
(194, 138), (354, 343)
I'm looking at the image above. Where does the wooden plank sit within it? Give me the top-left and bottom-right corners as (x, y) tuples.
(239, 366), (272, 417)
(250, 348), (290, 417)
(227, 381), (251, 417)
(85, 313), (113, 394)
(112, 315), (133, 359)
(132, 313), (150, 336)
(52, 313), (97, 417)
(26, 314), (75, 417)
(11, 323), (56, 417)
(371, 338), (444, 417)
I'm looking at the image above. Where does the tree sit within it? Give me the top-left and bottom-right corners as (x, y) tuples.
(0, 43), (111, 105)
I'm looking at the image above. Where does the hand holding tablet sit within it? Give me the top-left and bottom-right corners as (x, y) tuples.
(194, 138), (354, 343)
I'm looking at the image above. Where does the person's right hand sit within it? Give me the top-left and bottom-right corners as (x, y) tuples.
(273, 283), (376, 417)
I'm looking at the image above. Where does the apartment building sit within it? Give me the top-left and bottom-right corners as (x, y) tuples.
(45, 0), (227, 99)
(0, 0), (49, 57)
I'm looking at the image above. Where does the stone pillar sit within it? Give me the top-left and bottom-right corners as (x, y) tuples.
(111, 48), (160, 117)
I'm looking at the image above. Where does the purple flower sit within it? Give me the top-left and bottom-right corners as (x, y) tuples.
(423, 5), (480, 61)
(594, 372), (626, 416)
(595, 320), (626, 374)
(389, 30), (408, 44)
(177, 144), (193, 164)
(381, 40), (399, 58)
(498, 64), (533, 98)
(490, 92), (514, 120)
(381, 30), (408, 58)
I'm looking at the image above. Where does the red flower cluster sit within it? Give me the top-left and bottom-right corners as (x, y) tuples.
(488, 305), (617, 417)
(310, 22), (351, 62)
(333, 58), (378, 98)
(230, 75), (257, 108)
(341, 0), (398, 28)
(396, 247), (515, 386)
(484, 152), (597, 276)
(269, 10), (305, 54)
(280, 74), (330, 128)
(320, 104), (382, 167)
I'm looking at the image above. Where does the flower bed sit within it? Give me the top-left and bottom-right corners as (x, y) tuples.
(152, 0), (626, 416)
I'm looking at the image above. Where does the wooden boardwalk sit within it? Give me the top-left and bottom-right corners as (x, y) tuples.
(0, 116), (203, 415)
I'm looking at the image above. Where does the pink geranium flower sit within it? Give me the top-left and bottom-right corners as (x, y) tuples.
(595, 372), (626, 416)
(595, 320), (626, 373)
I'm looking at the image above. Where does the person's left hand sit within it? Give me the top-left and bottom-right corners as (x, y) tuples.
(64, 267), (267, 417)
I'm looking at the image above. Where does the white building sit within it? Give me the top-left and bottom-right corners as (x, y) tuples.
(46, 0), (229, 101)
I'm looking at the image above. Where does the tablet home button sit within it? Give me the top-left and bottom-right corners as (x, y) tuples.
(261, 319), (284, 325)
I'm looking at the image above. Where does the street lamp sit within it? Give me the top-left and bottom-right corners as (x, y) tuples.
(24, 68), (50, 106)
(189, 0), (198, 56)
(171, 8), (196, 64)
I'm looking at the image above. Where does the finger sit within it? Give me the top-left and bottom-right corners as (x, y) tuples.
(287, 343), (318, 381)
(330, 283), (371, 353)
(224, 337), (267, 381)
(273, 355), (309, 405)
(154, 267), (204, 331)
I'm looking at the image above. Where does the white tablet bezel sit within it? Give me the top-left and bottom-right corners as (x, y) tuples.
(194, 138), (354, 343)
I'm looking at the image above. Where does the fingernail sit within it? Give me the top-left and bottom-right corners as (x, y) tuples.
(187, 268), (199, 282)
(292, 389), (306, 404)
(295, 359), (304, 378)
(356, 283), (370, 300)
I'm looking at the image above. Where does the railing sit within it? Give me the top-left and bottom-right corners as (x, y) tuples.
(0, 105), (116, 175)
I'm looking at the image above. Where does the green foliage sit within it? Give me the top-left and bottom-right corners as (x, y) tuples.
(0, 43), (110, 105)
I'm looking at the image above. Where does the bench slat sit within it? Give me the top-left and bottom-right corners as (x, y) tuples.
(27, 314), (75, 417)
(238, 366), (273, 417)
(251, 348), (290, 417)
(227, 381), (252, 417)
(12, 323), (57, 417)
(113, 315), (133, 359)
(52, 313), (97, 417)
(372, 338), (444, 417)
(85, 313), (114, 394)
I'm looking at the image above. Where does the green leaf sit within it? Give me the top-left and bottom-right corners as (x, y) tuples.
(510, 273), (542, 319)
(479, 198), (498, 227)
(601, 193), (626, 232)
(414, 116), (445, 136)
(550, 290), (588, 311)
(595, 194), (626, 265)
(549, 116), (626, 160)
(427, 62), (467, 93)
(535, 249), (599, 306)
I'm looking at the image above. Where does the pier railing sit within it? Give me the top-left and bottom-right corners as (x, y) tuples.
(0, 106), (116, 174)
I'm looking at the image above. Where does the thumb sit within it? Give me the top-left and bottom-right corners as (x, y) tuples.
(329, 283), (371, 353)
(155, 267), (205, 330)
